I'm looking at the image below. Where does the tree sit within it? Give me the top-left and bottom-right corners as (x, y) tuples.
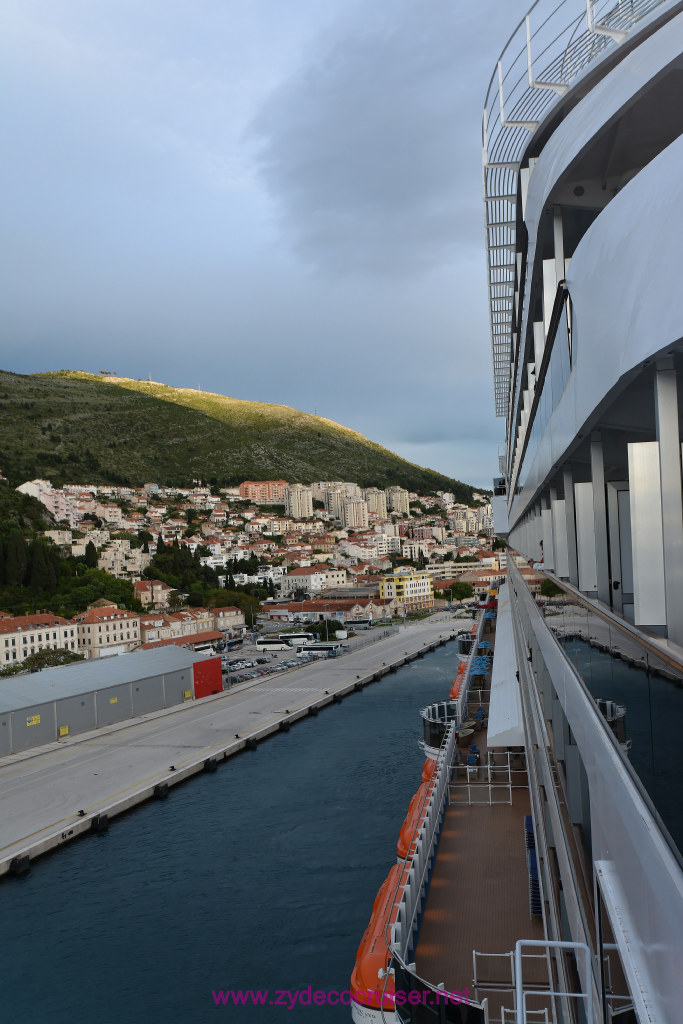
(5, 532), (28, 586)
(22, 648), (85, 671)
(85, 541), (98, 568)
(540, 579), (562, 598)
(30, 542), (51, 590)
(447, 581), (474, 602)
(188, 588), (204, 607)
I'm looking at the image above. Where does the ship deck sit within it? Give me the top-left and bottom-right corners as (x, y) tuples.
(415, 615), (552, 1022)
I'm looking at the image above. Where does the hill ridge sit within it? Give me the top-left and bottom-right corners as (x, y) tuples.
(0, 370), (477, 500)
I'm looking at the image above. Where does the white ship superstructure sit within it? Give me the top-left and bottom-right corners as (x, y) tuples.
(351, 3), (683, 1023)
(483, 0), (683, 1020)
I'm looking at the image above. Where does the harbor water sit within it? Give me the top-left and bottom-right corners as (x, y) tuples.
(1, 641), (458, 1024)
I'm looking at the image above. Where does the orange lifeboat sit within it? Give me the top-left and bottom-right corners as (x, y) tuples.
(397, 779), (435, 861)
(421, 758), (437, 782)
(350, 864), (404, 1014)
(449, 660), (467, 700)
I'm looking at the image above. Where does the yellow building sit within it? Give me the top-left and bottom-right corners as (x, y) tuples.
(379, 567), (434, 611)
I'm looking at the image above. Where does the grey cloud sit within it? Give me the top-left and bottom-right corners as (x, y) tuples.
(250, 0), (504, 276)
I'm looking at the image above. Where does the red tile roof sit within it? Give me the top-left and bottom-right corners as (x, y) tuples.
(141, 629), (223, 650)
(74, 608), (139, 624)
(0, 613), (72, 635)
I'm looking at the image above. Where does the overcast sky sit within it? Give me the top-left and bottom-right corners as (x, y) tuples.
(1, 0), (530, 488)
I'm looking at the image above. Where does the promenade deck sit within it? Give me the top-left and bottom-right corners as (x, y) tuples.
(415, 616), (551, 1023)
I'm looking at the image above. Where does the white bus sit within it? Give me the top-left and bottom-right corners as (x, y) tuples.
(296, 641), (343, 657)
(348, 618), (374, 630)
(255, 637), (292, 651)
(279, 632), (315, 646)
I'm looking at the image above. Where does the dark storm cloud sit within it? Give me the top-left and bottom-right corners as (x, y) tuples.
(251, 0), (502, 276)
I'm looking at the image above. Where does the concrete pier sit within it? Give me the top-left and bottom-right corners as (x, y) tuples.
(0, 619), (462, 877)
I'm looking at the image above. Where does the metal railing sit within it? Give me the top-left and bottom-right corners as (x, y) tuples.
(389, 721), (457, 963)
(387, 612), (490, 1001)
(483, 0), (678, 417)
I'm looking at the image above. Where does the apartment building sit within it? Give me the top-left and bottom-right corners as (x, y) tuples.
(342, 497), (369, 530)
(379, 569), (427, 608)
(324, 488), (346, 521)
(74, 607), (141, 659)
(211, 606), (246, 632)
(132, 579), (175, 609)
(238, 480), (288, 502)
(379, 567), (434, 611)
(363, 487), (388, 519)
(279, 565), (349, 597)
(386, 486), (410, 514)
(97, 538), (152, 578)
(284, 484), (314, 520)
(0, 614), (78, 666)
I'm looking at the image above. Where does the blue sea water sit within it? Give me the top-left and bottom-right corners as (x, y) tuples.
(1, 642), (458, 1024)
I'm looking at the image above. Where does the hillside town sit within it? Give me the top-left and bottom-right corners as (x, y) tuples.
(1, 477), (545, 669)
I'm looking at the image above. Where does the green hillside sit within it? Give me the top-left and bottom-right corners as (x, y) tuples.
(0, 370), (476, 499)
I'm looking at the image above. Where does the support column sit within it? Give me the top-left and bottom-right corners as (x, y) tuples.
(551, 487), (569, 578)
(591, 434), (611, 605)
(563, 467), (579, 586)
(554, 207), (565, 284)
(655, 357), (683, 644)
(575, 482), (598, 594)
(540, 495), (554, 572)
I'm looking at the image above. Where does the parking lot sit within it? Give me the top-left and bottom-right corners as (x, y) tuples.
(218, 626), (399, 686)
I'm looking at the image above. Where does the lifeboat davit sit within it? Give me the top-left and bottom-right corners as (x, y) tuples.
(396, 779), (435, 861)
(350, 864), (405, 1022)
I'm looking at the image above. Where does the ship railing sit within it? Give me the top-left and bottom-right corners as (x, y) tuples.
(483, 0), (678, 418)
(472, 950), (553, 1023)
(389, 720), (456, 964)
(450, 751), (526, 806)
(452, 610), (489, 725)
(383, 611), (493, 1018)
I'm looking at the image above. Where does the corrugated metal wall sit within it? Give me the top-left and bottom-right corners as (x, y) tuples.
(0, 712), (12, 756)
(11, 702), (55, 753)
(132, 675), (165, 716)
(55, 694), (97, 739)
(1, 658), (211, 755)
(164, 668), (193, 706)
(95, 684), (133, 727)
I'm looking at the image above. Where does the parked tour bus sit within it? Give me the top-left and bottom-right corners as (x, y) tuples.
(255, 637), (293, 651)
(279, 632), (315, 646)
(296, 642), (343, 657)
(349, 618), (374, 629)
